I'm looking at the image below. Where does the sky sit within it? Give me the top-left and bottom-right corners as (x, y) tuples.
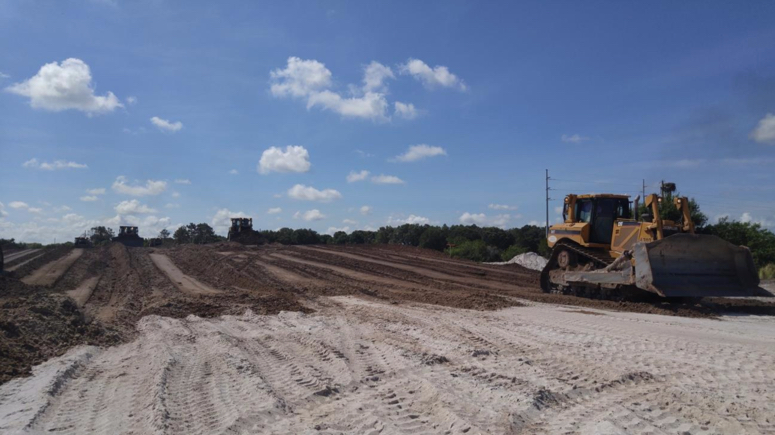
(1, 0), (775, 243)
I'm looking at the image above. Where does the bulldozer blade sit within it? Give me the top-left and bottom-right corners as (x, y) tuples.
(633, 234), (764, 298)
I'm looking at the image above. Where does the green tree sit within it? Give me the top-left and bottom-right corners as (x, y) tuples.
(333, 231), (348, 245)
(173, 226), (191, 244)
(159, 228), (171, 239)
(703, 218), (775, 267)
(419, 227), (448, 251)
(86, 226), (115, 246)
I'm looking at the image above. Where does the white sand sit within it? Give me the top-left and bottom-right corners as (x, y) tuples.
(487, 252), (548, 271)
(2, 297), (774, 434)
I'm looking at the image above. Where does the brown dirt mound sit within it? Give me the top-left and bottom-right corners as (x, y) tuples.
(0, 277), (121, 384)
(7, 246), (72, 279)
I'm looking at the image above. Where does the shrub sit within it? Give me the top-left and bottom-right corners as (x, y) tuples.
(761, 264), (775, 280)
(450, 240), (500, 262)
(501, 244), (528, 262)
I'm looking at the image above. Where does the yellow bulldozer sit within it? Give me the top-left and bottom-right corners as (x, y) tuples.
(541, 193), (764, 299)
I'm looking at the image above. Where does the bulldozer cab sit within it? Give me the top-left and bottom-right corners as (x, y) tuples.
(230, 218), (252, 229)
(564, 196), (631, 245)
(119, 226), (138, 236)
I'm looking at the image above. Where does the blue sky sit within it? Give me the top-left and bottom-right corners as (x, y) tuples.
(1, 0), (774, 243)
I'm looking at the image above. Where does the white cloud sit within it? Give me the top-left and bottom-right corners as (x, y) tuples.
(491, 214), (511, 228)
(287, 184), (342, 202)
(371, 174), (405, 184)
(9, 201), (29, 209)
(112, 176), (167, 196)
(80, 196), (99, 202)
(150, 116), (183, 132)
(5, 58), (122, 114)
(295, 209), (326, 221)
(347, 170), (370, 182)
(229, 169), (239, 175)
(307, 90), (389, 121)
(362, 61), (394, 92)
(212, 209), (246, 232)
(0, 202), (8, 218)
(405, 215), (430, 225)
(165, 203), (180, 209)
(22, 158), (88, 170)
(394, 101), (418, 119)
(360, 205), (372, 215)
(393, 144), (447, 162)
(267, 207), (282, 214)
(174, 179), (191, 185)
(459, 212), (487, 225)
(750, 113), (775, 144)
(400, 58), (466, 91)
(86, 188), (105, 195)
(740, 212), (773, 227)
(489, 204), (517, 211)
(343, 219), (358, 225)
(259, 145), (311, 174)
(126, 96), (137, 105)
(270, 57), (333, 98)
(171, 192), (180, 198)
(0, 71), (9, 79)
(528, 220), (542, 226)
(561, 134), (590, 143)
(115, 199), (157, 215)
(27, 207), (43, 214)
(270, 57), (390, 121)
(326, 226), (351, 235)
(54, 205), (72, 213)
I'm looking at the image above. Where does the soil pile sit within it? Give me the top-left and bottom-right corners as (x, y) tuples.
(0, 277), (121, 384)
(487, 252), (548, 271)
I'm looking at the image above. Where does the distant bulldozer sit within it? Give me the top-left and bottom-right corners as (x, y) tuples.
(74, 237), (93, 248)
(227, 217), (265, 245)
(112, 226), (144, 247)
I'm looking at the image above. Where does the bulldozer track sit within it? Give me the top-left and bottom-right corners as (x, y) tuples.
(541, 241), (619, 297)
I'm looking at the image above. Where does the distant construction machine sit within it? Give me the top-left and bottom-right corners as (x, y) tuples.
(74, 237), (93, 248)
(541, 193), (763, 299)
(112, 226), (144, 247)
(227, 217), (265, 245)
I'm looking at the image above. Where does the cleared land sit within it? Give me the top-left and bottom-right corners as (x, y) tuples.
(1, 242), (775, 434)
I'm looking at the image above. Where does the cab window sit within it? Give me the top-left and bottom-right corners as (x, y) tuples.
(576, 200), (593, 223)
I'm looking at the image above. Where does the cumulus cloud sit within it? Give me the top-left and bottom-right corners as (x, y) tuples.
(287, 184), (342, 202)
(0, 202), (7, 217)
(489, 204), (517, 211)
(750, 113), (775, 144)
(80, 196), (98, 202)
(165, 203), (180, 209)
(115, 199), (157, 215)
(393, 144), (447, 162)
(267, 207), (282, 214)
(22, 158), (88, 170)
(371, 174), (405, 184)
(112, 176), (167, 197)
(9, 201), (29, 209)
(126, 96), (137, 105)
(394, 101), (418, 119)
(347, 170), (370, 182)
(229, 169), (239, 175)
(270, 57), (399, 121)
(4, 58), (122, 114)
(404, 215), (430, 225)
(150, 116), (183, 132)
(343, 219), (358, 225)
(294, 209), (326, 221)
(561, 134), (590, 143)
(174, 179), (191, 185)
(360, 205), (372, 215)
(28, 207), (43, 214)
(459, 212), (487, 225)
(86, 188), (105, 195)
(259, 145), (311, 174)
(306, 90), (389, 121)
(399, 58), (466, 91)
(459, 212), (512, 228)
(270, 57), (333, 98)
(362, 61), (395, 92)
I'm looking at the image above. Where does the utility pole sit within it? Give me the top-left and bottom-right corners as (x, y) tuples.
(545, 169), (551, 238)
(642, 179), (646, 200)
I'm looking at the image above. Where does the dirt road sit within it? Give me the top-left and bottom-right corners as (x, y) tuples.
(2, 296), (773, 434)
(21, 249), (83, 286)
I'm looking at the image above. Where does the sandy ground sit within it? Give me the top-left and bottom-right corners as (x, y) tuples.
(1, 296), (774, 435)
(149, 253), (219, 295)
(21, 249), (83, 286)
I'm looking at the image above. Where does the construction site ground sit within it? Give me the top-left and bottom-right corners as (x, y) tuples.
(1, 243), (774, 434)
